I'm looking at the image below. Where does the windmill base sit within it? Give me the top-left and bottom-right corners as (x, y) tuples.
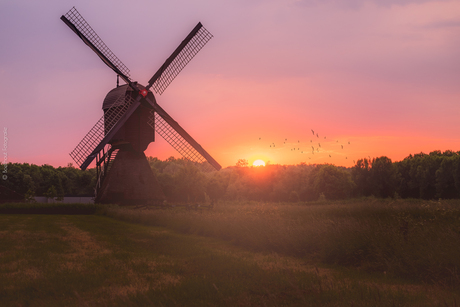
(95, 150), (165, 205)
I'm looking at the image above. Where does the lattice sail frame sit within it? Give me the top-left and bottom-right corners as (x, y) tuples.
(147, 110), (206, 164)
(151, 25), (213, 95)
(63, 8), (219, 169)
(70, 95), (135, 167)
(63, 7), (131, 79)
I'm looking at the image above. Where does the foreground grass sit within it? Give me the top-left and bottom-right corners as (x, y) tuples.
(103, 198), (460, 290)
(1, 214), (458, 306)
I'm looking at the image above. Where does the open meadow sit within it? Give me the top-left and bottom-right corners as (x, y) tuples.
(1, 199), (459, 306)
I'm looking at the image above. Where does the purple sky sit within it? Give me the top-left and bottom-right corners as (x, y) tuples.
(1, 0), (459, 168)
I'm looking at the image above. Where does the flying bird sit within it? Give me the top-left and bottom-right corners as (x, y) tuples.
(311, 129), (314, 135)
(341, 145), (343, 149)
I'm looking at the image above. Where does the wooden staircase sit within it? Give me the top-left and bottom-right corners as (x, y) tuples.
(95, 146), (119, 199)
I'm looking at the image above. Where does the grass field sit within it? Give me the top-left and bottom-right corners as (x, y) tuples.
(1, 199), (460, 306)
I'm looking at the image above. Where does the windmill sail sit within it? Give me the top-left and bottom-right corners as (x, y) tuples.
(63, 6), (221, 173)
(147, 22), (213, 94)
(147, 103), (221, 170)
(70, 94), (140, 170)
(61, 7), (131, 83)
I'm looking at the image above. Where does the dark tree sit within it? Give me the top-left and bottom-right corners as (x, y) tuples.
(369, 156), (399, 198)
(313, 164), (354, 200)
(351, 159), (372, 197)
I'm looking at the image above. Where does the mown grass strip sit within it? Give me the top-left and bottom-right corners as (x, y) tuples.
(0, 202), (99, 215)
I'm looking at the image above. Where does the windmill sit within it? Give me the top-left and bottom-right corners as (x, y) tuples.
(61, 7), (221, 205)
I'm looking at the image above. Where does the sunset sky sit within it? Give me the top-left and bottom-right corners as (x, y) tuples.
(1, 0), (459, 169)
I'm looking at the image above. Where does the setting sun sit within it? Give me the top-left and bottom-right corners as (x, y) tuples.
(252, 159), (266, 167)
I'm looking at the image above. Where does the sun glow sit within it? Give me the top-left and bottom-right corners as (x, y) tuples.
(252, 159), (266, 167)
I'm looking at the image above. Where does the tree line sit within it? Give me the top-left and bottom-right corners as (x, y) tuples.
(0, 163), (96, 200)
(2, 150), (460, 202)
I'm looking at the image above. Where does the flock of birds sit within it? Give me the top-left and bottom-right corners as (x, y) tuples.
(259, 129), (356, 164)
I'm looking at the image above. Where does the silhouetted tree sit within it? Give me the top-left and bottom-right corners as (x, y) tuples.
(395, 155), (419, 198)
(7, 150), (460, 203)
(435, 156), (459, 199)
(174, 162), (206, 202)
(313, 164), (354, 200)
(416, 153), (443, 199)
(235, 159), (249, 168)
(370, 156), (399, 198)
(351, 159), (372, 197)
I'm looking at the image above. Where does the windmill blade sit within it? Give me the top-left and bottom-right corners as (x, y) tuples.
(70, 94), (140, 170)
(61, 7), (131, 83)
(147, 104), (221, 171)
(147, 22), (213, 95)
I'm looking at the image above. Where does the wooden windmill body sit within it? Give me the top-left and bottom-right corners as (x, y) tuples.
(61, 7), (221, 205)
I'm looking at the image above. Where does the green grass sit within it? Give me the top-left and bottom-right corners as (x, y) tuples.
(0, 202), (99, 214)
(1, 199), (460, 306)
(102, 198), (460, 289)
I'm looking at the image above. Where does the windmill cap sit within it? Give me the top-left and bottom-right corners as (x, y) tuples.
(103, 83), (157, 110)
(103, 84), (131, 110)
